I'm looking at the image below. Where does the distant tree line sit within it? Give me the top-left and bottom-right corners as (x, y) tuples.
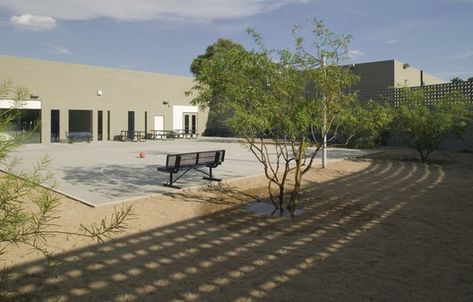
(451, 76), (473, 83)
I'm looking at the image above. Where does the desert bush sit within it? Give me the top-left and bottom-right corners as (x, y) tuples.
(0, 79), (134, 259)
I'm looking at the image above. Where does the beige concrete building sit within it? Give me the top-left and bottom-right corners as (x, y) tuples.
(1, 56), (449, 143)
(351, 59), (445, 90)
(0, 55), (206, 143)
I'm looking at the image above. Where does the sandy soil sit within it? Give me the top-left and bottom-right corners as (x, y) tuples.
(1, 148), (472, 301)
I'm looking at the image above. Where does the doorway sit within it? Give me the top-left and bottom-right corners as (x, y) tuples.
(68, 110), (92, 133)
(98, 110), (103, 141)
(51, 109), (60, 143)
(183, 113), (197, 135)
(128, 111), (135, 140)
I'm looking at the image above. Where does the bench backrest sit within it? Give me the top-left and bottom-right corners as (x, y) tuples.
(165, 150), (225, 170)
(66, 131), (92, 138)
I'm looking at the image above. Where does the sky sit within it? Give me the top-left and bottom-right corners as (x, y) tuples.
(0, 0), (472, 81)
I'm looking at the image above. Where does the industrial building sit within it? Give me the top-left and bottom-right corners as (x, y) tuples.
(1, 56), (453, 143)
(0, 55), (205, 143)
(351, 59), (445, 90)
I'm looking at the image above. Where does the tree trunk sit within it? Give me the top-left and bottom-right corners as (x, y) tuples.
(288, 138), (305, 217)
(278, 184), (285, 213)
(418, 149), (426, 162)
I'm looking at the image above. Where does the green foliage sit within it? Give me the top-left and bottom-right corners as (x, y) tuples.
(289, 20), (359, 142)
(0, 79), (58, 256)
(394, 89), (472, 162)
(190, 39), (246, 77)
(80, 206), (134, 243)
(0, 80), (31, 158)
(342, 101), (395, 148)
(450, 77), (463, 83)
(0, 79), (134, 259)
(188, 39), (248, 136)
(189, 19), (386, 216)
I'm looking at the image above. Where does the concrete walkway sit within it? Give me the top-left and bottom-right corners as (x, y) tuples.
(6, 138), (374, 207)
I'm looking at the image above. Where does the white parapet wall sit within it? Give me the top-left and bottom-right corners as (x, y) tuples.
(0, 99), (42, 109)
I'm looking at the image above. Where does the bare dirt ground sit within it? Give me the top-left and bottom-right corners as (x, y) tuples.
(1, 147), (472, 301)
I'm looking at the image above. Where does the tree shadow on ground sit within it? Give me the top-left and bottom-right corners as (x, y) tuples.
(2, 157), (473, 302)
(60, 164), (240, 203)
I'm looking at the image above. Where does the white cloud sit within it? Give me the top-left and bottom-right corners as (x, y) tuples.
(10, 13), (56, 30)
(385, 39), (399, 44)
(348, 49), (364, 59)
(45, 44), (71, 55)
(1, 0), (310, 22)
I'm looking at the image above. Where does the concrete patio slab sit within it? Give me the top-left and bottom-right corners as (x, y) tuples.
(5, 138), (375, 207)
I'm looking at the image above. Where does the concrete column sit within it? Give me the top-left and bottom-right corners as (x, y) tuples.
(40, 105), (50, 143)
(92, 110), (97, 142)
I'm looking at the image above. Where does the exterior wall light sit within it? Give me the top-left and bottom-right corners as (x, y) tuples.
(97, 90), (103, 96)
(162, 101), (169, 105)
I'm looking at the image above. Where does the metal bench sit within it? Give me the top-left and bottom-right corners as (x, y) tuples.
(65, 131), (93, 143)
(157, 150), (225, 189)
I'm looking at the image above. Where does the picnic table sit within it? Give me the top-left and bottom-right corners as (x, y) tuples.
(148, 130), (176, 140)
(120, 130), (146, 142)
(174, 129), (199, 139)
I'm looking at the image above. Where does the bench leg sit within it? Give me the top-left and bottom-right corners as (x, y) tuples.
(203, 167), (222, 182)
(163, 173), (181, 189)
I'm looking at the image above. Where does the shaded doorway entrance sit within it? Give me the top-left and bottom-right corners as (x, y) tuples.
(51, 109), (59, 143)
(97, 110), (103, 141)
(128, 111), (135, 140)
(0, 108), (41, 143)
(183, 113), (197, 136)
(69, 110), (92, 135)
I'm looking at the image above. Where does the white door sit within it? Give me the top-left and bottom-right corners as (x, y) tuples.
(154, 115), (164, 131)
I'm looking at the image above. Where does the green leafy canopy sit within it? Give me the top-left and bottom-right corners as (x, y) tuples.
(187, 19), (393, 216)
(394, 89), (472, 161)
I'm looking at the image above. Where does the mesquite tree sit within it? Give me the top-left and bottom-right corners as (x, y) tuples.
(394, 89), (472, 162)
(189, 20), (387, 216)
